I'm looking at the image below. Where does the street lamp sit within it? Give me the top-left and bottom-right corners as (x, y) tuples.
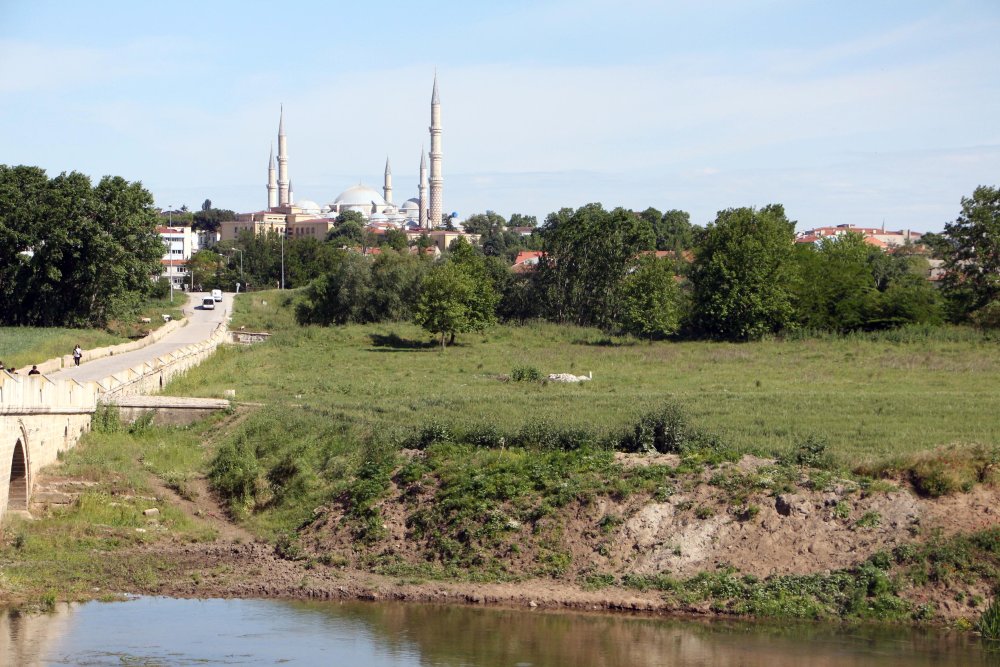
(280, 230), (285, 290)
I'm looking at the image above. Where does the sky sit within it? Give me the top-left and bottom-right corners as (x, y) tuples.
(1, 0), (998, 232)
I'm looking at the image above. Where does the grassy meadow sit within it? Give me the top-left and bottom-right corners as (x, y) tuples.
(165, 291), (1000, 466)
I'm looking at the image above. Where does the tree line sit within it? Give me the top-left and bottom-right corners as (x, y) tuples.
(294, 187), (999, 343)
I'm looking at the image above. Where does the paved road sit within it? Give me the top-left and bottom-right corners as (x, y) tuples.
(51, 292), (232, 384)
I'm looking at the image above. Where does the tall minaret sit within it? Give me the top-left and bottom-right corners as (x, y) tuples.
(383, 156), (393, 205)
(418, 147), (429, 229)
(428, 73), (443, 228)
(277, 105), (290, 206)
(266, 144), (278, 209)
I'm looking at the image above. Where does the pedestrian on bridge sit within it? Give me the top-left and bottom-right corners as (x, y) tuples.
(73, 344), (82, 367)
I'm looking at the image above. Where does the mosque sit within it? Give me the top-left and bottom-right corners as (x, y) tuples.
(223, 74), (445, 242)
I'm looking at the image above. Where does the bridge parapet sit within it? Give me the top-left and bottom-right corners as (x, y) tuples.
(0, 320), (229, 525)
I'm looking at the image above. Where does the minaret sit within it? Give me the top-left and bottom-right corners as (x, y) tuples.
(428, 73), (443, 228)
(418, 147), (429, 229)
(277, 105), (290, 206)
(266, 144), (278, 209)
(383, 156), (393, 205)
(288, 181), (294, 206)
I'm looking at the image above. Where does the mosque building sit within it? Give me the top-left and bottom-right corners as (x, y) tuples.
(222, 74), (446, 243)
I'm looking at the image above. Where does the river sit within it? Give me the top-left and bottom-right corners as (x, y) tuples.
(2, 597), (996, 666)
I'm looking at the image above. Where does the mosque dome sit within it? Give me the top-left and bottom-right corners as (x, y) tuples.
(401, 197), (420, 212)
(333, 184), (387, 208)
(296, 199), (321, 212)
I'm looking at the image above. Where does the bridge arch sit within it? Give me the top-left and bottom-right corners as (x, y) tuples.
(8, 423), (30, 511)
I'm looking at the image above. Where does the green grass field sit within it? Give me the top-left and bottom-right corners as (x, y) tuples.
(164, 291), (1000, 465)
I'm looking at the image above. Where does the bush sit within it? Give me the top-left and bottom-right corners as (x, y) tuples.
(209, 441), (260, 517)
(782, 434), (832, 469)
(619, 402), (692, 454)
(511, 365), (543, 382)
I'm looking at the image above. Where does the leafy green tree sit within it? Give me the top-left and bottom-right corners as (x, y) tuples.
(294, 252), (372, 325)
(327, 220), (364, 246)
(656, 209), (696, 252)
(188, 249), (227, 290)
(284, 237), (341, 288)
(415, 238), (499, 347)
(617, 255), (682, 339)
(192, 205), (236, 233)
(415, 262), (497, 348)
(690, 205), (797, 340)
(537, 203), (655, 327)
(507, 213), (537, 228)
(462, 210), (506, 235)
(0, 165), (163, 326)
(939, 185), (1000, 320)
(381, 228), (409, 251)
(366, 250), (428, 321)
(793, 233), (876, 331)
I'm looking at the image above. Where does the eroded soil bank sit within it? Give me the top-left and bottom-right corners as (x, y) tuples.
(9, 452), (999, 627)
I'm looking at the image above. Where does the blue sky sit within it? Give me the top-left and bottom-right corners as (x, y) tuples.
(2, 0), (998, 231)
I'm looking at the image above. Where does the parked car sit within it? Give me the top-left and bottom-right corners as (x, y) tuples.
(212, 289), (223, 302)
(202, 297), (216, 310)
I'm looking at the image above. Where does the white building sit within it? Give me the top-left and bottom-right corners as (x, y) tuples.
(157, 226), (200, 288)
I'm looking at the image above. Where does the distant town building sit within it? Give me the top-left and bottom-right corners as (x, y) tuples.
(795, 224), (923, 249)
(157, 226), (200, 288)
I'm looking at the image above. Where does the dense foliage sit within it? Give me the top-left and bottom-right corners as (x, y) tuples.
(0, 164), (164, 327)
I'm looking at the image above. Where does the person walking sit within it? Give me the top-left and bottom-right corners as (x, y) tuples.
(73, 344), (82, 367)
(28, 365), (41, 375)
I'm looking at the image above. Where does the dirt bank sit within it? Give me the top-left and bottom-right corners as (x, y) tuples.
(19, 452), (992, 625)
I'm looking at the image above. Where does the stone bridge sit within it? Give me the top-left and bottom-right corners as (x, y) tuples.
(0, 322), (228, 522)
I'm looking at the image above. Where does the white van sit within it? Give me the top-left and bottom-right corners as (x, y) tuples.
(212, 289), (223, 302)
(202, 297), (216, 310)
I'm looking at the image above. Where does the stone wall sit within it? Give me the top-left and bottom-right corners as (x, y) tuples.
(0, 321), (228, 524)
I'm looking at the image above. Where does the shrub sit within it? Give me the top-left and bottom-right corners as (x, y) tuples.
(782, 434), (832, 468)
(511, 365), (542, 382)
(209, 441), (260, 517)
(619, 402), (692, 454)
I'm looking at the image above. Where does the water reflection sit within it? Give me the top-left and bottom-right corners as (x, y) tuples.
(0, 597), (996, 666)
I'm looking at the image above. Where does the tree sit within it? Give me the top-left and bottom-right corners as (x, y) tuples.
(0, 165), (163, 327)
(462, 210), (506, 235)
(414, 262), (497, 348)
(792, 233), (877, 332)
(192, 205), (236, 233)
(617, 254), (682, 339)
(381, 228), (409, 251)
(327, 220), (364, 246)
(188, 249), (227, 290)
(656, 209), (696, 252)
(415, 238), (499, 348)
(507, 213), (537, 229)
(536, 203), (655, 327)
(295, 252), (371, 325)
(690, 205), (797, 340)
(939, 185), (1000, 320)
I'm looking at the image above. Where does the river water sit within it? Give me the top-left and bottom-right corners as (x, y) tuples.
(1, 596), (997, 666)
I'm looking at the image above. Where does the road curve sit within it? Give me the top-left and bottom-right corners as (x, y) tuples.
(50, 292), (232, 384)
